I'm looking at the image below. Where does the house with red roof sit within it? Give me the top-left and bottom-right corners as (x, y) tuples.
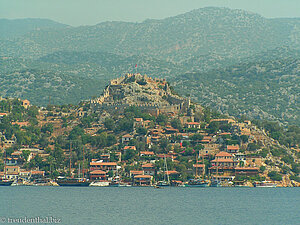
(129, 170), (144, 178)
(186, 122), (201, 129)
(122, 134), (133, 143)
(5, 166), (20, 180)
(209, 152), (238, 175)
(89, 170), (106, 180)
(226, 145), (239, 154)
(90, 162), (117, 172)
(123, 146), (136, 153)
(133, 175), (153, 186)
(193, 164), (205, 177)
(140, 151), (155, 157)
(142, 163), (155, 176)
(235, 167), (259, 176)
(134, 118), (144, 128)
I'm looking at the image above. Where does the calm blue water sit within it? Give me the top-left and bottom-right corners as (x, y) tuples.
(0, 187), (299, 225)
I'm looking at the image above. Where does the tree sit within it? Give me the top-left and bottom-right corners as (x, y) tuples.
(259, 166), (266, 172)
(41, 123), (54, 134)
(240, 135), (249, 143)
(171, 119), (182, 130)
(156, 114), (168, 125)
(104, 118), (115, 130)
(22, 150), (31, 161)
(136, 127), (147, 136)
(247, 143), (260, 151)
(190, 133), (203, 144)
(159, 138), (169, 152)
(268, 171), (282, 181)
(69, 126), (84, 140)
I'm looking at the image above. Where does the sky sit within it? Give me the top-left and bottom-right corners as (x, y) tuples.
(1, 0), (300, 26)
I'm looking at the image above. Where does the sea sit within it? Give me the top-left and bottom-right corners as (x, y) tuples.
(0, 187), (299, 225)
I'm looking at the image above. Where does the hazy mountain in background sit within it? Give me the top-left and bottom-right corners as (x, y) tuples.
(0, 18), (69, 39)
(2, 7), (300, 62)
(172, 48), (300, 125)
(1, 7), (300, 125)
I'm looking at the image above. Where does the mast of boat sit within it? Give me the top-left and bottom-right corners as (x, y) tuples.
(216, 157), (219, 181)
(82, 146), (85, 179)
(69, 142), (72, 178)
(78, 163), (80, 179)
(4, 148), (7, 179)
(164, 154), (170, 184)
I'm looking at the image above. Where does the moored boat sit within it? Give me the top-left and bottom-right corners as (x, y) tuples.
(210, 179), (221, 187)
(253, 181), (277, 188)
(0, 179), (13, 186)
(185, 179), (209, 187)
(157, 154), (171, 187)
(56, 178), (90, 187)
(90, 181), (110, 187)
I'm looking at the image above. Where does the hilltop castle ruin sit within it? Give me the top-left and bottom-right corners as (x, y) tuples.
(90, 73), (190, 116)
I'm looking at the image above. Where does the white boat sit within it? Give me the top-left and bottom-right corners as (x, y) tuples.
(119, 183), (132, 187)
(89, 181), (110, 187)
(253, 181), (277, 187)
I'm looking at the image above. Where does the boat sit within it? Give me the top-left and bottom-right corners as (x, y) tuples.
(157, 154), (170, 187)
(0, 148), (13, 186)
(185, 179), (209, 187)
(0, 179), (13, 186)
(119, 183), (132, 187)
(57, 144), (90, 186)
(253, 181), (277, 188)
(90, 181), (110, 187)
(210, 178), (221, 187)
(56, 177), (90, 186)
(109, 176), (120, 187)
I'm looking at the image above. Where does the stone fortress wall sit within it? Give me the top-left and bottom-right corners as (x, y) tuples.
(90, 73), (190, 116)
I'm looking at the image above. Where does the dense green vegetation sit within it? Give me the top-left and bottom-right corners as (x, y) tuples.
(174, 57), (300, 126)
(0, 8), (300, 126)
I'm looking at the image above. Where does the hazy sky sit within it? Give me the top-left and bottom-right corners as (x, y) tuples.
(1, 0), (300, 26)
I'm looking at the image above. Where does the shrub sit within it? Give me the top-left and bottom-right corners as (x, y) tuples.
(268, 171), (282, 181)
(281, 155), (294, 165)
(260, 166), (266, 172)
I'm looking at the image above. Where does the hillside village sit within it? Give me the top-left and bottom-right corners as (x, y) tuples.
(0, 74), (299, 187)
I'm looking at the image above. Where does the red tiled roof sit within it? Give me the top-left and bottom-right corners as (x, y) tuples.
(156, 154), (173, 158)
(90, 170), (106, 175)
(140, 151), (154, 155)
(7, 172), (19, 175)
(220, 132), (232, 135)
(122, 134), (133, 138)
(164, 128), (179, 132)
(142, 163), (154, 168)
(211, 158), (234, 163)
(215, 151), (233, 157)
(134, 175), (152, 178)
(90, 162), (117, 166)
(130, 170), (144, 175)
(227, 145), (239, 150)
(186, 122), (200, 125)
(6, 166), (19, 168)
(134, 118), (143, 122)
(124, 146), (136, 150)
(165, 170), (179, 175)
(235, 167), (259, 171)
(193, 164), (205, 168)
(11, 151), (22, 156)
(12, 122), (29, 127)
(31, 171), (45, 175)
